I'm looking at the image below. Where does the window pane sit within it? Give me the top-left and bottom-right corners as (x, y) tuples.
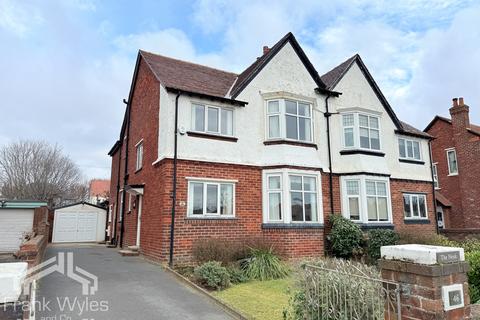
(370, 129), (380, 150)
(220, 109), (233, 135)
(419, 196), (426, 218)
(303, 177), (316, 191)
(360, 127), (370, 148)
(285, 100), (297, 114)
(207, 107), (219, 132)
(298, 103), (310, 116)
(344, 128), (354, 147)
(343, 114), (354, 126)
(367, 197), (377, 221)
(413, 142), (420, 160)
(290, 175), (302, 190)
(349, 198), (360, 220)
(378, 198), (388, 221)
(407, 141), (413, 158)
(268, 100), (279, 113)
(191, 183), (203, 215)
(366, 181), (376, 195)
(412, 195), (419, 217)
(376, 182), (387, 196)
(286, 115), (298, 139)
(346, 180), (359, 195)
(369, 117), (379, 129)
(299, 117), (311, 141)
(268, 115), (280, 138)
(359, 115), (369, 127)
(269, 193), (282, 220)
(206, 184), (218, 214)
(268, 176), (281, 189)
(304, 192), (317, 221)
(220, 184), (233, 215)
(399, 139), (406, 158)
(193, 104), (205, 131)
(403, 195), (411, 218)
(291, 192), (303, 221)
(448, 151), (458, 173)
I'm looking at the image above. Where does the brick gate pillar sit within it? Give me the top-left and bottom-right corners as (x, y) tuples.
(379, 244), (471, 320)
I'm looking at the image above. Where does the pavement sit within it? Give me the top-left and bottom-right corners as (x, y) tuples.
(35, 244), (234, 320)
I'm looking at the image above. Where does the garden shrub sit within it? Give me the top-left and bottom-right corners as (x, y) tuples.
(242, 247), (289, 281)
(366, 229), (399, 263)
(329, 215), (363, 259)
(226, 266), (249, 284)
(396, 232), (458, 247)
(460, 238), (480, 254)
(194, 261), (231, 290)
(466, 251), (480, 303)
(192, 239), (245, 265)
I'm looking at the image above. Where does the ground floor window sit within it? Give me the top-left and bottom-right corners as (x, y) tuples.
(403, 193), (427, 219)
(263, 169), (323, 224)
(187, 179), (235, 217)
(340, 175), (392, 224)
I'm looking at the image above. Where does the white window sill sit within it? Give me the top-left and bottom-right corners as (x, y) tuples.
(447, 173), (459, 176)
(185, 216), (237, 220)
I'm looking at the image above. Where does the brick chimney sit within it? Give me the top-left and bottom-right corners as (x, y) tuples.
(263, 46), (270, 55)
(449, 97), (470, 129)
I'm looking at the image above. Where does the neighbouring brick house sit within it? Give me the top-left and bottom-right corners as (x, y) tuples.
(108, 33), (437, 265)
(424, 97), (480, 237)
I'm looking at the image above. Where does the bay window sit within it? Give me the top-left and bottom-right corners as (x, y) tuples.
(263, 170), (322, 224)
(341, 113), (381, 150)
(341, 175), (392, 224)
(403, 193), (427, 219)
(192, 103), (233, 136)
(266, 99), (313, 142)
(398, 138), (421, 160)
(187, 179), (235, 217)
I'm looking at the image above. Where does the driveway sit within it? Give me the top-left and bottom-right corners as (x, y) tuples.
(35, 245), (233, 320)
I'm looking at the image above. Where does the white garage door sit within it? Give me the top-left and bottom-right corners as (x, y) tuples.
(0, 209), (34, 252)
(53, 211), (98, 243)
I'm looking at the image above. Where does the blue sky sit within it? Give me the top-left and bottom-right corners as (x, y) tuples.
(0, 0), (479, 179)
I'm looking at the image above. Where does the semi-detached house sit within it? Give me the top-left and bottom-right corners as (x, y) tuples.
(108, 33), (437, 264)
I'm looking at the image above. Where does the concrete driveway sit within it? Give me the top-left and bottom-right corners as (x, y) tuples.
(35, 245), (233, 320)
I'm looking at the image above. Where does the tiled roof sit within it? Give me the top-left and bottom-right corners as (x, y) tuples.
(140, 51), (237, 98)
(424, 115), (480, 136)
(435, 191), (452, 207)
(320, 54), (357, 90)
(398, 121), (432, 139)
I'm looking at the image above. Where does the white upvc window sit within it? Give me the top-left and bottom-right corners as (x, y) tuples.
(263, 169), (323, 224)
(266, 99), (313, 142)
(446, 149), (458, 175)
(192, 103), (233, 136)
(341, 113), (381, 150)
(432, 163), (439, 189)
(187, 179), (235, 217)
(398, 138), (421, 160)
(135, 140), (143, 171)
(403, 193), (428, 219)
(341, 175), (392, 224)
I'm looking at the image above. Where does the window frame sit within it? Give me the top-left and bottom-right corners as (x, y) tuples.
(186, 178), (236, 218)
(446, 148), (458, 175)
(340, 175), (392, 224)
(135, 140), (143, 171)
(403, 193), (428, 220)
(263, 169), (323, 225)
(432, 163), (439, 189)
(398, 137), (422, 161)
(341, 112), (381, 151)
(191, 102), (234, 137)
(265, 99), (314, 143)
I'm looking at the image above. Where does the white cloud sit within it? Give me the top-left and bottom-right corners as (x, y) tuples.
(0, 0), (43, 37)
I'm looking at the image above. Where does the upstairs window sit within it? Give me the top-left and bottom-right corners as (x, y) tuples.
(341, 113), (380, 150)
(432, 163), (439, 189)
(399, 138), (421, 160)
(446, 149), (458, 175)
(266, 99), (313, 142)
(135, 141), (143, 171)
(192, 103), (233, 136)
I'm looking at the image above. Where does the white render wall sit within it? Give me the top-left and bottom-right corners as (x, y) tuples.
(155, 43), (432, 182)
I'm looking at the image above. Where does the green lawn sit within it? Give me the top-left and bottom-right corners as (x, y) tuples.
(212, 278), (292, 320)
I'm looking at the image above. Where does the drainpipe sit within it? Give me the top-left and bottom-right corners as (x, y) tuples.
(112, 144), (122, 245)
(324, 94), (335, 217)
(119, 98), (131, 248)
(428, 140), (440, 234)
(169, 92), (181, 267)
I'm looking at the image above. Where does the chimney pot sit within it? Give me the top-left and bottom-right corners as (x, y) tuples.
(263, 46), (270, 55)
(453, 98), (458, 107)
(459, 97), (464, 106)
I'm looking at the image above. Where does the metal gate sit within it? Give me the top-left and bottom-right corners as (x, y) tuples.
(302, 264), (401, 320)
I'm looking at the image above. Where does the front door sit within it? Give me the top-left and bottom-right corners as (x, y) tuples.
(436, 206), (444, 229)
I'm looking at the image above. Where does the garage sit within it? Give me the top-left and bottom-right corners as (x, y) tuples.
(0, 200), (47, 253)
(52, 202), (107, 243)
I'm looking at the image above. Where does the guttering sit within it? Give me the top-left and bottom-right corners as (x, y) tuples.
(165, 87), (248, 107)
(324, 95), (335, 218)
(429, 141), (440, 234)
(119, 98), (131, 248)
(169, 92), (181, 267)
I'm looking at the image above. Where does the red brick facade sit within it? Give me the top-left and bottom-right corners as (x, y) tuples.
(426, 98), (480, 230)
